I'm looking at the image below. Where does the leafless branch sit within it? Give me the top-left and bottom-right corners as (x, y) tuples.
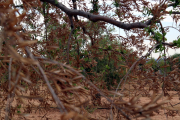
(170, 11), (180, 14)
(162, 42), (175, 47)
(167, 3), (180, 7)
(25, 47), (67, 113)
(115, 43), (160, 93)
(5, 57), (13, 120)
(34, 56), (131, 120)
(67, 15), (74, 64)
(40, 0), (159, 30)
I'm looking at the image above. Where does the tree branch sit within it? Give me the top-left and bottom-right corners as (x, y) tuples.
(167, 3), (180, 7)
(170, 11), (180, 14)
(34, 56), (131, 120)
(115, 43), (160, 94)
(40, 0), (158, 30)
(67, 15), (74, 64)
(25, 47), (67, 113)
(5, 58), (13, 120)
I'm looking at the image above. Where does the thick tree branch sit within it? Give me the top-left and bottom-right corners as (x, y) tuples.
(13, 5), (23, 8)
(40, 0), (158, 30)
(71, 0), (94, 46)
(72, 0), (78, 20)
(162, 42), (175, 47)
(170, 11), (180, 14)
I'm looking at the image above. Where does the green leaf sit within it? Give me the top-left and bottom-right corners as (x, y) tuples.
(108, 46), (112, 50)
(80, 67), (84, 70)
(173, 38), (180, 47)
(84, 51), (88, 55)
(17, 105), (21, 108)
(105, 65), (110, 69)
(55, 0), (58, 4)
(169, 10), (173, 15)
(78, 39), (82, 42)
(84, 86), (89, 90)
(113, 1), (119, 7)
(84, 57), (88, 62)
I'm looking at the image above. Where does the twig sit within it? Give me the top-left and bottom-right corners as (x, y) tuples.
(108, 43), (160, 120)
(69, 0), (94, 46)
(43, 2), (48, 42)
(115, 43), (160, 92)
(34, 56), (131, 120)
(169, 11), (180, 14)
(168, 3), (180, 7)
(41, 112), (48, 119)
(160, 19), (168, 120)
(67, 15), (74, 64)
(159, 21), (167, 90)
(9, 65), (22, 95)
(25, 47), (67, 113)
(5, 57), (12, 120)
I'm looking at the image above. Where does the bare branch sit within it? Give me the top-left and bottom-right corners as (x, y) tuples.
(5, 58), (13, 120)
(40, 0), (158, 30)
(34, 56), (131, 120)
(162, 42), (175, 47)
(167, 3), (180, 7)
(115, 43), (160, 93)
(25, 47), (67, 113)
(170, 11), (180, 14)
(67, 15), (74, 64)
(168, 3), (175, 7)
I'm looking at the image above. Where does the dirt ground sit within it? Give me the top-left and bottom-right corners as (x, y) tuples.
(8, 92), (180, 120)
(2, 83), (180, 120)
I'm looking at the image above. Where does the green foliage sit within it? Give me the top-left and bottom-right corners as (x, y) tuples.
(146, 58), (159, 72)
(17, 105), (21, 113)
(167, 53), (180, 70)
(169, 10), (173, 15)
(142, 7), (152, 17)
(146, 58), (171, 74)
(62, 23), (66, 28)
(85, 105), (97, 113)
(55, 0), (58, 4)
(1, 74), (8, 83)
(173, 38), (180, 47)
(170, 0), (180, 8)
(84, 86), (89, 90)
(145, 26), (167, 52)
(29, 23), (36, 29)
(104, 70), (122, 90)
(105, 65), (110, 70)
(155, 44), (165, 53)
(90, 0), (100, 13)
(93, 54), (126, 89)
(73, 27), (81, 38)
(107, 45), (112, 50)
(113, 1), (120, 7)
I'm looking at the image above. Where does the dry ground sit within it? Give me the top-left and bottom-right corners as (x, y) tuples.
(1, 82), (180, 120)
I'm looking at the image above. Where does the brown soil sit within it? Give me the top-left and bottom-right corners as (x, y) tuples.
(2, 83), (180, 120)
(8, 92), (180, 120)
